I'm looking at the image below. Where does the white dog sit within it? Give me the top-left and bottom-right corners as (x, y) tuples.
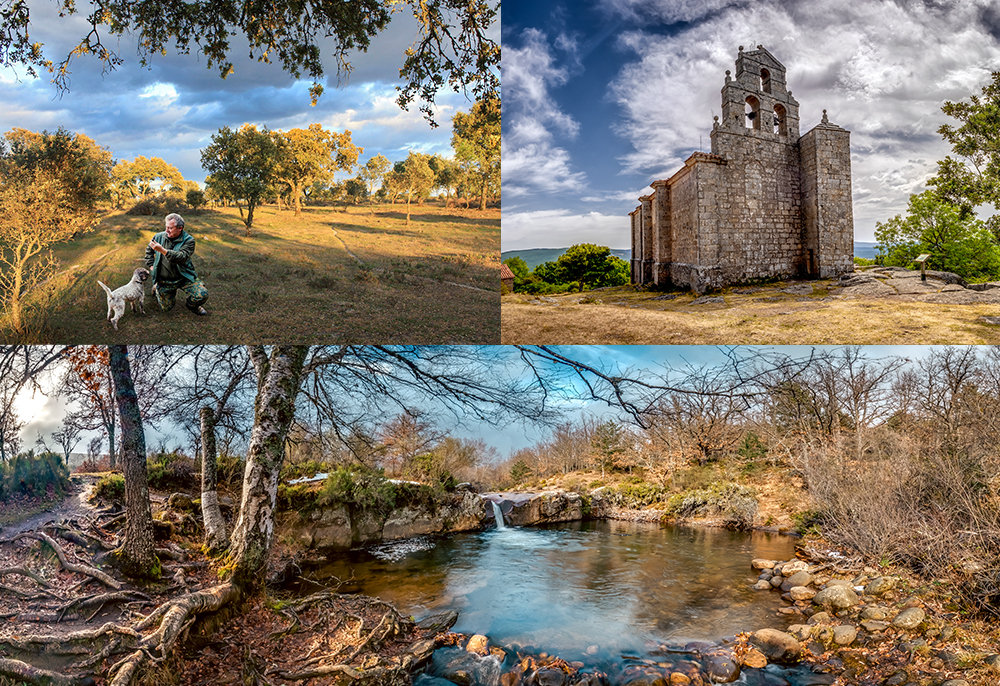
(98, 268), (150, 330)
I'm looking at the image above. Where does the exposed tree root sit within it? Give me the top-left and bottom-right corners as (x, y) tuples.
(108, 582), (240, 686)
(56, 589), (152, 622)
(18, 532), (122, 590)
(0, 656), (87, 686)
(0, 565), (54, 587)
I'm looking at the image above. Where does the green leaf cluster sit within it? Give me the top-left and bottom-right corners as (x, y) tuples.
(875, 191), (1000, 280)
(503, 244), (630, 294)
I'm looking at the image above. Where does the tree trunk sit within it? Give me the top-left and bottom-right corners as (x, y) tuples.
(200, 405), (230, 552)
(293, 180), (303, 216)
(479, 178), (488, 210)
(226, 345), (309, 591)
(108, 345), (157, 578)
(406, 192), (412, 224)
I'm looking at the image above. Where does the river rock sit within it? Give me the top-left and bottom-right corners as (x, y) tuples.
(823, 579), (854, 588)
(832, 625), (857, 646)
(780, 560), (810, 574)
(861, 620), (889, 632)
(740, 648), (767, 669)
(813, 585), (859, 610)
(704, 653), (740, 683)
(807, 612), (831, 625)
(753, 580), (772, 590)
(985, 654), (1000, 672)
(892, 607), (925, 630)
(860, 606), (890, 621)
(784, 571), (813, 588)
(535, 668), (567, 686)
(467, 635), (489, 655)
(750, 628), (801, 663)
(407, 639), (438, 666)
(789, 586), (816, 601)
(667, 675), (690, 686)
(769, 575), (784, 588)
(752, 559), (777, 570)
(940, 681), (969, 686)
(863, 576), (895, 596)
(786, 624), (813, 641)
(417, 611), (459, 633)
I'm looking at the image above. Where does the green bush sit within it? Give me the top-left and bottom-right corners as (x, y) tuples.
(854, 256), (876, 266)
(1, 452), (70, 499)
(146, 452), (197, 491)
(216, 452), (245, 490)
(93, 473), (126, 502)
(664, 482), (758, 530)
(605, 482), (670, 508)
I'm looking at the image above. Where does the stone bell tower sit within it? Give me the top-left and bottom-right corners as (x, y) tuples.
(628, 45), (854, 292)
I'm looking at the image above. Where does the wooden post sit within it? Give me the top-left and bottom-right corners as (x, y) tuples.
(915, 253), (931, 281)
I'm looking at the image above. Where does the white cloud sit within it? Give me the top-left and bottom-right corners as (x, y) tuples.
(606, 0), (1000, 241)
(501, 209), (629, 251)
(502, 28), (587, 197)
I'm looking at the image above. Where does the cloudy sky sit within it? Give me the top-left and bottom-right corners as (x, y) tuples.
(502, 0), (1000, 250)
(0, 4), (490, 184)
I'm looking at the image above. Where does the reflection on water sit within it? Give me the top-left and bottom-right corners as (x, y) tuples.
(310, 519), (796, 657)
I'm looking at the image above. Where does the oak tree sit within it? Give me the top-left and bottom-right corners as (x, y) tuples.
(452, 98), (500, 210)
(273, 125), (360, 216)
(0, 128), (112, 335)
(202, 124), (280, 235)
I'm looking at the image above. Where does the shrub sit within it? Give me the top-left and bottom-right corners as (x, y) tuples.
(605, 481), (670, 509)
(216, 452), (245, 490)
(146, 452), (197, 491)
(126, 196), (190, 217)
(664, 482), (758, 530)
(2, 452), (70, 499)
(93, 473), (125, 502)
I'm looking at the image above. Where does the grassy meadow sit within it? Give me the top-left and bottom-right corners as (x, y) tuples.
(18, 202), (499, 343)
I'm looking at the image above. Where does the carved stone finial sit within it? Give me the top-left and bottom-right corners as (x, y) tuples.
(757, 44), (763, 49)
(738, 45), (744, 52)
(821, 109), (829, 124)
(725, 69), (731, 84)
(713, 115), (720, 129)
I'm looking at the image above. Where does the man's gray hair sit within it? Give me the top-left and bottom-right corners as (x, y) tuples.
(165, 213), (185, 229)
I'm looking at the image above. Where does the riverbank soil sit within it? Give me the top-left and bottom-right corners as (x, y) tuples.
(500, 273), (1000, 344)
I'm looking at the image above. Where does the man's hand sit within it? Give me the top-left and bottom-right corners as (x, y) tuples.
(148, 239), (167, 255)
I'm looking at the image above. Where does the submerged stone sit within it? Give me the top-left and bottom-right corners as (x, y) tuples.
(750, 628), (801, 663)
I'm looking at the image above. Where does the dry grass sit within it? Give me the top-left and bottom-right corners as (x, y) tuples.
(501, 282), (1000, 344)
(9, 202), (499, 343)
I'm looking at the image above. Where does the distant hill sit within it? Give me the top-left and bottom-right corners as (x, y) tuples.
(501, 247), (631, 270)
(504, 243), (879, 268)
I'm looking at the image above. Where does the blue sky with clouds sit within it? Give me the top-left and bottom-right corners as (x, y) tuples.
(502, 0), (1000, 251)
(16, 345), (930, 457)
(0, 4), (489, 185)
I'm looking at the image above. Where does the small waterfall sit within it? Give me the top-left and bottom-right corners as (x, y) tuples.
(491, 500), (506, 529)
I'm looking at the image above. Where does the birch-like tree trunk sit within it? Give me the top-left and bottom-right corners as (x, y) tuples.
(226, 345), (308, 590)
(200, 405), (230, 552)
(108, 345), (157, 577)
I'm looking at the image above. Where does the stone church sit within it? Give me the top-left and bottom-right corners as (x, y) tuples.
(629, 46), (854, 293)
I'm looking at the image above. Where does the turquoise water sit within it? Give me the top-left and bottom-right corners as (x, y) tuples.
(311, 519), (798, 657)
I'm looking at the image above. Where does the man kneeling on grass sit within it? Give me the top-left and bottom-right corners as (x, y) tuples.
(145, 212), (209, 316)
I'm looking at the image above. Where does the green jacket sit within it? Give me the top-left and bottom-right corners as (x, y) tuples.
(145, 230), (198, 284)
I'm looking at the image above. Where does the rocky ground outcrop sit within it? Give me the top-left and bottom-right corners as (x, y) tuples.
(838, 267), (1000, 306)
(285, 489), (587, 551)
(481, 491), (585, 527)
